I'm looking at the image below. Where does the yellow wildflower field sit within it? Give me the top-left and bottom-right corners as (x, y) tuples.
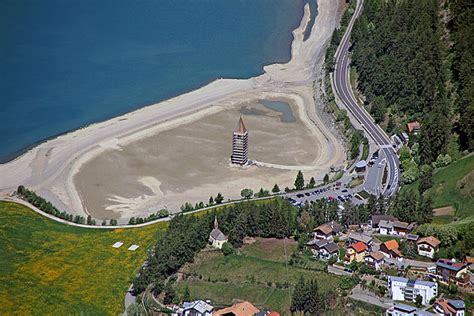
(0, 201), (167, 315)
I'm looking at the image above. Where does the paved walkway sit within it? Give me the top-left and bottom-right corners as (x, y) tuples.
(350, 284), (392, 308)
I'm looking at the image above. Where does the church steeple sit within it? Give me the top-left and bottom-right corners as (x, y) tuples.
(214, 215), (218, 229)
(231, 116), (249, 165)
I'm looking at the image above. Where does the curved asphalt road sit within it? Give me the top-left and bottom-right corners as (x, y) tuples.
(332, 0), (399, 197)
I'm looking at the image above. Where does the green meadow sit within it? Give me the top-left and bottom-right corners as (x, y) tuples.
(176, 238), (342, 313)
(402, 154), (474, 219)
(0, 201), (167, 315)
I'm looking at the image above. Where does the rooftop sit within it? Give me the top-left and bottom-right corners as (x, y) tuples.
(313, 221), (341, 235)
(348, 231), (372, 244)
(213, 301), (259, 316)
(379, 219), (393, 228)
(436, 259), (468, 272)
(407, 121), (421, 133)
(210, 228), (228, 241)
(350, 241), (368, 253)
(382, 239), (399, 251)
(417, 236), (441, 248)
(448, 300), (465, 310)
(307, 239), (327, 247)
(183, 300), (213, 313)
(406, 234), (419, 241)
(234, 116), (248, 134)
(371, 214), (397, 225)
(323, 242), (339, 253)
(366, 251), (384, 261)
(389, 276), (436, 288)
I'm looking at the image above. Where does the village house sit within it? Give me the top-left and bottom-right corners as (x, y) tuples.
(463, 256), (474, 269)
(313, 221), (342, 240)
(416, 236), (441, 259)
(406, 121), (421, 135)
(392, 221), (416, 236)
(307, 239), (339, 260)
(364, 251), (385, 271)
(380, 240), (403, 260)
(209, 217), (228, 249)
(318, 241), (339, 260)
(434, 298), (465, 316)
(345, 242), (368, 264)
(436, 259), (469, 286)
(348, 231), (373, 247)
(379, 220), (395, 235)
(388, 276), (438, 306)
(306, 239), (328, 256)
(370, 214), (397, 229)
(213, 301), (259, 316)
(181, 300), (213, 316)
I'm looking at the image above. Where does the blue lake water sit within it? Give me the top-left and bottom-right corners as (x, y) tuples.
(0, 0), (316, 163)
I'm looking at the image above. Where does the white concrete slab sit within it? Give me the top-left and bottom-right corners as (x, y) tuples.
(128, 244), (139, 251)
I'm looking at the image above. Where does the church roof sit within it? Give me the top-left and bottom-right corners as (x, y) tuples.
(235, 117), (247, 133)
(210, 228), (227, 241)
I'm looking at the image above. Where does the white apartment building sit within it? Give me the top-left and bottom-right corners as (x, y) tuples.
(388, 276), (437, 306)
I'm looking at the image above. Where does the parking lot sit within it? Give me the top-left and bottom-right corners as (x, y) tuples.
(285, 182), (365, 209)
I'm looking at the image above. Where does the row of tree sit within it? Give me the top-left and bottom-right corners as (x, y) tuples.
(17, 185), (119, 226)
(16, 185), (89, 224)
(127, 209), (169, 225)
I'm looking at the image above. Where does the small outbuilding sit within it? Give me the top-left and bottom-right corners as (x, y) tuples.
(355, 160), (367, 173)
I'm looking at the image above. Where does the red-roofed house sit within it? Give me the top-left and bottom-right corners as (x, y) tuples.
(345, 242), (368, 263)
(380, 240), (403, 260)
(406, 121), (421, 134)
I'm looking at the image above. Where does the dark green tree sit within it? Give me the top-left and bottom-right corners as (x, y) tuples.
(272, 184), (280, 193)
(323, 174), (330, 184)
(295, 170), (305, 190)
(215, 193), (224, 204)
(240, 188), (253, 199)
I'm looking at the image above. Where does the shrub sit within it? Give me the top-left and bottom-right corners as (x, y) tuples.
(221, 242), (235, 256)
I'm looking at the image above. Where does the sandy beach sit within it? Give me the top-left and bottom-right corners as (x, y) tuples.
(0, 0), (345, 222)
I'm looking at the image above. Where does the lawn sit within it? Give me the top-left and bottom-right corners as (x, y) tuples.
(402, 154), (474, 219)
(240, 237), (297, 262)
(176, 238), (342, 313)
(375, 235), (401, 243)
(0, 201), (167, 315)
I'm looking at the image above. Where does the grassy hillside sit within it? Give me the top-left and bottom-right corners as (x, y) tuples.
(0, 201), (167, 315)
(176, 238), (341, 313)
(402, 155), (474, 219)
